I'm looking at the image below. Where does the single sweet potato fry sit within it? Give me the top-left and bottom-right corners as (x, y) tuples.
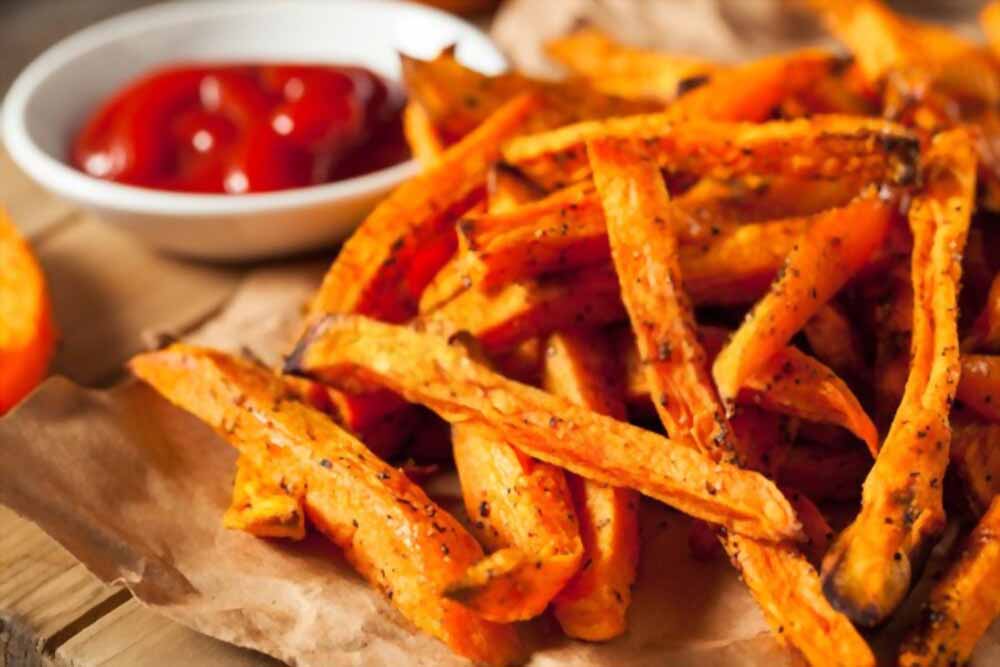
(713, 194), (894, 411)
(804, 303), (868, 380)
(403, 101), (445, 166)
(589, 135), (738, 459)
(287, 315), (804, 542)
(898, 497), (1000, 667)
(667, 49), (835, 122)
(308, 93), (539, 324)
(448, 420), (583, 622)
(544, 28), (718, 102)
(950, 418), (1000, 517)
(130, 345), (522, 665)
(0, 210), (56, 415)
(956, 355), (1000, 422)
(542, 329), (640, 641)
(418, 264), (626, 354)
(503, 114), (919, 191)
(822, 129), (975, 627)
(586, 136), (873, 667)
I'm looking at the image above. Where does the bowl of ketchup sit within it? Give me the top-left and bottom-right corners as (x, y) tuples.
(2, 1), (505, 260)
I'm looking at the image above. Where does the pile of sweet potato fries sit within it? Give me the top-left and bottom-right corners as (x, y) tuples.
(130, 2), (1000, 665)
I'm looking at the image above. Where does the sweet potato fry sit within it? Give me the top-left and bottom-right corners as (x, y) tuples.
(741, 346), (880, 457)
(586, 135), (873, 667)
(541, 329), (640, 641)
(667, 50), (836, 123)
(308, 93), (539, 323)
(402, 101), (445, 166)
(589, 135), (737, 458)
(622, 327), (877, 453)
(822, 129), (975, 627)
(712, 194), (894, 411)
(401, 50), (654, 140)
(898, 497), (1000, 667)
(225, 450), (306, 540)
(950, 418), (1000, 517)
(503, 114), (919, 191)
(804, 303), (867, 380)
(448, 420), (583, 622)
(130, 345), (522, 665)
(956, 355), (1000, 423)
(778, 442), (872, 503)
(418, 264), (626, 355)
(0, 210), (56, 415)
(544, 28), (718, 102)
(287, 315), (804, 542)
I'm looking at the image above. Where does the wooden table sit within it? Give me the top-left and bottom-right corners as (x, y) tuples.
(0, 146), (280, 666)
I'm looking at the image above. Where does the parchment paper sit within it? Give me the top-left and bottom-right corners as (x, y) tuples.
(1, 2), (998, 665)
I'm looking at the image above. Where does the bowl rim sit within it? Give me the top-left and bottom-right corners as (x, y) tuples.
(0, 0), (504, 216)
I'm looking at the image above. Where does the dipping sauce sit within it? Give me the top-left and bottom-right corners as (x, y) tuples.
(73, 64), (409, 193)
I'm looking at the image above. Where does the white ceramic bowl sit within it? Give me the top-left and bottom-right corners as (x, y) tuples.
(2, 0), (506, 260)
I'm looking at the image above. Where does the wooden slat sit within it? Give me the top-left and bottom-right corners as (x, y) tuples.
(36, 215), (243, 386)
(0, 507), (125, 667)
(54, 600), (280, 667)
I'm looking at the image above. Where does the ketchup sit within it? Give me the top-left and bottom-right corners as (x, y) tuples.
(73, 64), (409, 194)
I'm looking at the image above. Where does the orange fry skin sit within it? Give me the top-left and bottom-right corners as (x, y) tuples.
(898, 497), (1000, 667)
(288, 315), (804, 543)
(129, 345), (522, 666)
(542, 329), (640, 641)
(503, 114), (919, 191)
(308, 93), (539, 324)
(712, 195), (895, 412)
(448, 421), (583, 622)
(0, 210), (56, 415)
(822, 129), (975, 627)
(586, 138), (873, 667)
